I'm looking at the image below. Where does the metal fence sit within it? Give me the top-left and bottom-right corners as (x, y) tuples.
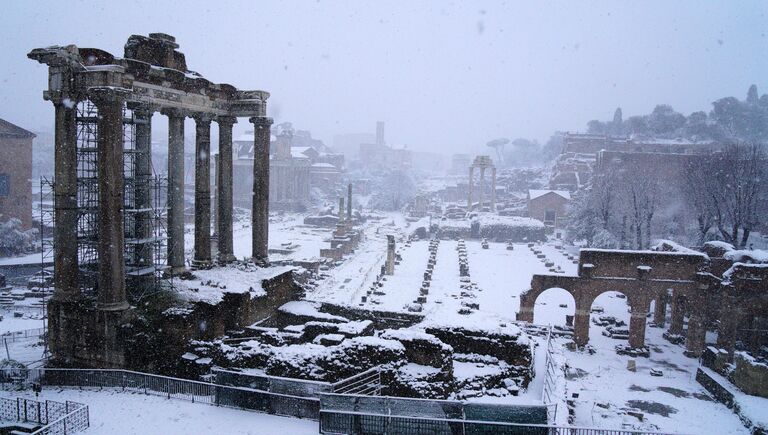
(319, 408), (679, 435)
(319, 392), (550, 435)
(0, 368), (320, 420)
(0, 396), (88, 434)
(1, 327), (47, 343)
(541, 327), (558, 423)
(332, 366), (382, 395)
(213, 367), (334, 398)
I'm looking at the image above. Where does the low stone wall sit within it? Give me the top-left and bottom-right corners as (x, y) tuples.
(696, 367), (768, 435)
(732, 352), (768, 398)
(49, 269), (303, 375)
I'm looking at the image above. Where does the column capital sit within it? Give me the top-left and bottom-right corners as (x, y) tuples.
(49, 93), (80, 108)
(217, 116), (238, 126)
(88, 86), (131, 106)
(192, 112), (216, 125)
(161, 107), (189, 118)
(127, 102), (158, 117)
(249, 116), (274, 127)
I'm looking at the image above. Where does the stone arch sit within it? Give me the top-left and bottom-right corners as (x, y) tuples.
(587, 290), (632, 343)
(575, 285), (652, 349)
(532, 287), (576, 327)
(517, 275), (580, 324)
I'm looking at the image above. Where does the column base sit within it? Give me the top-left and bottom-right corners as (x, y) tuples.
(217, 253), (237, 264)
(252, 257), (270, 267)
(165, 265), (188, 277)
(191, 259), (213, 270)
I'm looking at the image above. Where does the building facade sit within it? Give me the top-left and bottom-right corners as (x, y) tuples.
(0, 118), (35, 229)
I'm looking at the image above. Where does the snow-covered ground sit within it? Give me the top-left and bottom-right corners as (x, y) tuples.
(306, 231), (747, 433)
(7, 389), (317, 435)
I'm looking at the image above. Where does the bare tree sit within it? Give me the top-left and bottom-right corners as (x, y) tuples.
(618, 166), (660, 249)
(683, 155), (717, 245)
(692, 143), (767, 248)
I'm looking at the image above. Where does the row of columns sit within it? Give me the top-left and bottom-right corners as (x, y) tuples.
(466, 166), (497, 211)
(50, 87), (272, 309)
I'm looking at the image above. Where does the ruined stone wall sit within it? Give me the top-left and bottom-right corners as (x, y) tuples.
(50, 270), (302, 374)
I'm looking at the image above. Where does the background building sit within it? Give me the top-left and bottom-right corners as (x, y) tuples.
(0, 118), (34, 229)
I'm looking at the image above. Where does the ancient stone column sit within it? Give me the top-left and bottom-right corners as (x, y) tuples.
(91, 88), (129, 310)
(385, 235), (396, 275)
(338, 197), (345, 222)
(685, 311), (707, 357)
(716, 299), (740, 356)
(250, 116), (273, 264)
(131, 104), (154, 270)
(668, 295), (685, 335)
(51, 96), (79, 300)
(217, 116), (237, 263)
(467, 166), (474, 209)
(164, 109), (187, 274)
(192, 113), (214, 268)
(491, 167), (497, 212)
(628, 305), (648, 348)
(653, 290), (668, 327)
(347, 183), (353, 221)
(479, 167), (486, 210)
(573, 305), (591, 347)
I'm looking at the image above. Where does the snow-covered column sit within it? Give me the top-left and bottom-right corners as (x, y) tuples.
(628, 308), (648, 348)
(491, 167), (497, 212)
(250, 116), (273, 265)
(90, 88), (129, 310)
(164, 108), (187, 274)
(216, 116), (237, 263)
(193, 113), (214, 268)
(51, 94), (79, 300)
(478, 167), (485, 210)
(467, 166), (474, 209)
(653, 290), (667, 327)
(347, 183), (353, 221)
(668, 294), (685, 335)
(715, 299), (740, 356)
(338, 197), (345, 222)
(385, 235), (396, 275)
(573, 299), (591, 346)
(132, 104), (154, 270)
(685, 309), (707, 357)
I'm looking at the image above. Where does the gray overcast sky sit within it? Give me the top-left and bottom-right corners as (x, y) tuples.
(1, 0), (767, 154)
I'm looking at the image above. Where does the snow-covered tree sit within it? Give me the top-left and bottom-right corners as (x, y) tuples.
(0, 218), (39, 257)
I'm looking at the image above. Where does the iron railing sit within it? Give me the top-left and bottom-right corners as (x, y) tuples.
(319, 409), (680, 435)
(0, 327), (47, 343)
(332, 366), (382, 395)
(0, 396), (88, 434)
(542, 326), (559, 422)
(0, 368), (319, 420)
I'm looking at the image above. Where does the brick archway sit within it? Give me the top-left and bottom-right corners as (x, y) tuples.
(518, 274), (656, 348)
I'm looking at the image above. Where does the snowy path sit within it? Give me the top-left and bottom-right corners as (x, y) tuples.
(368, 240), (430, 311)
(9, 389), (317, 435)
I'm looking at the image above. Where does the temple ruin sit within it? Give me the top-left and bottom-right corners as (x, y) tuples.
(28, 33), (274, 366)
(467, 155), (496, 212)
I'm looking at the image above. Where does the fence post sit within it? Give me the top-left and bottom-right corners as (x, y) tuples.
(45, 400), (48, 425)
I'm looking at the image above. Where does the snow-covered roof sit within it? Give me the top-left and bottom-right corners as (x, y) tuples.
(528, 189), (571, 200)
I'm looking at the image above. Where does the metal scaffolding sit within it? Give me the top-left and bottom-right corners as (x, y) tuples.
(41, 101), (171, 302)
